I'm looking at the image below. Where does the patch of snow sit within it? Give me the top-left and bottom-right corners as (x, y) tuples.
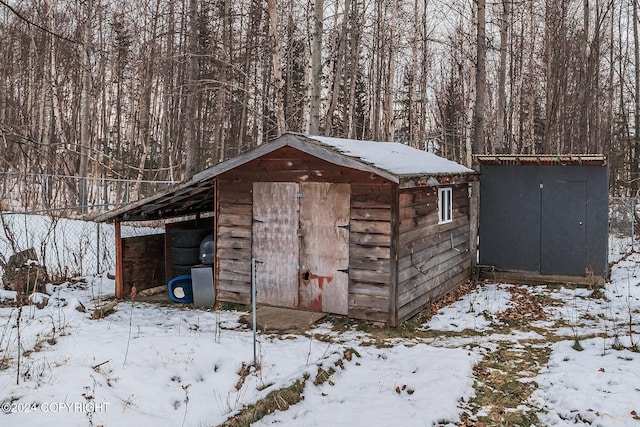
(530, 338), (640, 427)
(0, 289), (17, 302)
(424, 284), (512, 332)
(27, 293), (49, 306)
(254, 344), (479, 427)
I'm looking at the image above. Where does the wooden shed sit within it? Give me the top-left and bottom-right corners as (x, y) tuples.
(98, 133), (477, 325)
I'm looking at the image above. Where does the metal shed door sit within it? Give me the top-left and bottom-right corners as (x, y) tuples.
(253, 182), (300, 307)
(540, 181), (587, 276)
(299, 183), (350, 315)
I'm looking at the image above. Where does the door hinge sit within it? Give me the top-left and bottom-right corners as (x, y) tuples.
(337, 267), (349, 274)
(252, 218), (264, 224)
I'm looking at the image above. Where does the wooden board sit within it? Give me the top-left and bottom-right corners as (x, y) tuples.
(253, 182), (300, 308)
(299, 182), (350, 315)
(477, 269), (606, 287)
(115, 222), (123, 298)
(347, 183), (392, 323)
(121, 233), (166, 297)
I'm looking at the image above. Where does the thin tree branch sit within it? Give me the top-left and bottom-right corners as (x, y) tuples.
(0, 0), (81, 45)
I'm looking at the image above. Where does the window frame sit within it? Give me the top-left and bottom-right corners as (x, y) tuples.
(438, 187), (453, 224)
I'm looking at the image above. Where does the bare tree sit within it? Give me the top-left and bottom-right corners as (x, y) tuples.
(634, 0), (640, 195)
(184, 0), (200, 178)
(495, 0), (509, 154)
(309, 0), (323, 135)
(0, 0), (637, 205)
(267, 0), (286, 136)
(472, 0), (487, 165)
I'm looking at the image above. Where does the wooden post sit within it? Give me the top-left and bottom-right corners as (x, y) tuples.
(213, 178), (218, 299)
(115, 221), (124, 299)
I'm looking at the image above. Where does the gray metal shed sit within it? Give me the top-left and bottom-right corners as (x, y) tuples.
(477, 155), (608, 283)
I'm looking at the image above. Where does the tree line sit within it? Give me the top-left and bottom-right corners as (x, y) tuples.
(0, 0), (638, 207)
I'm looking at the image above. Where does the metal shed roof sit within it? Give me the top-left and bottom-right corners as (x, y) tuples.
(96, 133), (475, 223)
(475, 154), (606, 166)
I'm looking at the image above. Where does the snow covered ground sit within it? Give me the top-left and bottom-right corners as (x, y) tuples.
(0, 226), (639, 426)
(0, 276), (480, 427)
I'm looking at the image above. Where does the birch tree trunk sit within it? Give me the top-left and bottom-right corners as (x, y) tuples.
(633, 0), (640, 195)
(184, 0), (199, 178)
(495, 0), (509, 154)
(267, 0), (286, 136)
(79, 0), (93, 210)
(309, 0), (323, 135)
(383, 1), (397, 142)
(472, 0), (486, 164)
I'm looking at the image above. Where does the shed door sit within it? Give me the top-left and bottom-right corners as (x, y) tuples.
(252, 182), (350, 314)
(299, 183), (350, 315)
(253, 182), (300, 307)
(540, 181), (587, 276)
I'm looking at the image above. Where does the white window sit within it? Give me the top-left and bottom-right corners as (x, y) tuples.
(438, 187), (453, 224)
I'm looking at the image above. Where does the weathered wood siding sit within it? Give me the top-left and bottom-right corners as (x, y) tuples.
(122, 234), (165, 296)
(396, 184), (471, 323)
(216, 181), (253, 304)
(215, 147), (391, 312)
(348, 183), (393, 323)
(253, 182), (300, 307)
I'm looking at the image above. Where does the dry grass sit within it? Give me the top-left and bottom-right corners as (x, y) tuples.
(220, 378), (307, 427)
(463, 341), (551, 426)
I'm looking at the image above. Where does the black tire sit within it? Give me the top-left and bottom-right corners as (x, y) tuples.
(171, 264), (193, 277)
(170, 228), (209, 248)
(170, 247), (200, 265)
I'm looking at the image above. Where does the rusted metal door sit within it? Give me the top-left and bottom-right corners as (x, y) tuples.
(253, 182), (300, 307)
(299, 183), (350, 315)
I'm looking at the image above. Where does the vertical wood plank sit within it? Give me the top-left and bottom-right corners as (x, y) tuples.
(299, 182), (350, 315)
(253, 182), (300, 307)
(115, 221), (123, 299)
(388, 185), (399, 326)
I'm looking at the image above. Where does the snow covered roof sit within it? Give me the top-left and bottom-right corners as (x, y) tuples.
(191, 133), (475, 184)
(98, 133), (475, 222)
(307, 135), (475, 176)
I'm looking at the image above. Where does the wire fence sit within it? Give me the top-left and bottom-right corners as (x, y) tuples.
(0, 174), (172, 288)
(1, 182), (639, 290)
(0, 209), (162, 286)
(609, 197), (637, 262)
(0, 172), (176, 217)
